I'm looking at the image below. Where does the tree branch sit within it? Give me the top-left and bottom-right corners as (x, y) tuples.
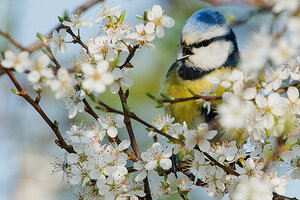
(3, 67), (74, 153)
(117, 88), (152, 200)
(119, 45), (139, 69)
(273, 192), (298, 200)
(161, 94), (222, 104)
(0, 29), (28, 51)
(65, 27), (90, 53)
(118, 88), (141, 159)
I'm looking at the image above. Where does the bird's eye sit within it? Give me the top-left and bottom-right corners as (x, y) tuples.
(202, 40), (210, 47)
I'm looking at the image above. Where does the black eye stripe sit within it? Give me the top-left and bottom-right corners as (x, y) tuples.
(192, 39), (213, 48)
(182, 35), (228, 49)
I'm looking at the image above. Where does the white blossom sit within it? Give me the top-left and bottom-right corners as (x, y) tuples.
(151, 115), (174, 131)
(62, 13), (93, 30)
(263, 66), (289, 94)
(95, 5), (121, 24)
(81, 61), (114, 94)
(151, 180), (172, 200)
(233, 176), (273, 200)
(147, 5), (175, 38)
(209, 141), (240, 163)
(97, 114), (125, 138)
(205, 166), (226, 198)
(133, 161), (148, 182)
(189, 149), (207, 181)
(127, 23), (155, 46)
(64, 90), (86, 119)
(218, 93), (254, 130)
(51, 29), (67, 54)
(184, 123), (217, 151)
(66, 124), (94, 144)
(269, 39), (298, 65)
(268, 168), (290, 195)
(255, 93), (288, 129)
(206, 69), (232, 89)
(141, 142), (172, 171)
(110, 68), (133, 94)
(287, 86), (300, 114)
(50, 68), (73, 99)
(27, 54), (54, 90)
(1, 50), (31, 72)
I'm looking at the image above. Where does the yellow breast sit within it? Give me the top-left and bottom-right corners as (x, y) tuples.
(163, 66), (226, 129)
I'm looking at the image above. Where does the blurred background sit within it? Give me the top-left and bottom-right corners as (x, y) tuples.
(0, 0), (299, 199)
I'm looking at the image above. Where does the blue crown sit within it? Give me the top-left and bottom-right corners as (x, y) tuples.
(183, 9), (230, 35)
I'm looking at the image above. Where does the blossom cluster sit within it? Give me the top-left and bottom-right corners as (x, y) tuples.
(0, 4), (174, 116)
(240, 0), (300, 74)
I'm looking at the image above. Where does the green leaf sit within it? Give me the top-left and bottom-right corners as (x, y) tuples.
(95, 105), (105, 111)
(11, 89), (18, 94)
(188, 88), (196, 96)
(36, 32), (48, 45)
(36, 32), (45, 40)
(41, 48), (52, 57)
(143, 10), (148, 21)
(111, 56), (120, 67)
(54, 120), (59, 127)
(136, 15), (143, 20)
(119, 10), (125, 23)
(146, 92), (156, 100)
(266, 129), (270, 138)
(58, 16), (65, 23)
(63, 10), (68, 19)
(156, 165), (163, 174)
(155, 103), (164, 108)
(160, 93), (172, 101)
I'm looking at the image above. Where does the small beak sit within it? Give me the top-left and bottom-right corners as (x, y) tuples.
(176, 55), (190, 61)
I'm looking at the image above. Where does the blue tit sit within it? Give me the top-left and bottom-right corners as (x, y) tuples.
(163, 9), (239, 130)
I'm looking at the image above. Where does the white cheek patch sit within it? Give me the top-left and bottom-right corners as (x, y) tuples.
(188, 41), (233, 70)
(182, 25), (229, 45)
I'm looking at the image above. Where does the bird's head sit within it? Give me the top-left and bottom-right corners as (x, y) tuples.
(177, 9), (239, 73)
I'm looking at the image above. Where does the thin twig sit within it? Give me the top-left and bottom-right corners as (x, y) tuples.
(0, 29), (28, 51)
(118, 88), (152, 199)
(272, 192), (298, 200)
(119, 45), (139, 69)
(65, 27), (89, 53)
(201, 150), (240, 176)
(161, 95), (222, 104)
(118, 88), (141, 159)
(4, 67), (74, 153)
(143, 177), (153, 200)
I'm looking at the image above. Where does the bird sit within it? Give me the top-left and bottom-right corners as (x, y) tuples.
(163, 9), (239, 131)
